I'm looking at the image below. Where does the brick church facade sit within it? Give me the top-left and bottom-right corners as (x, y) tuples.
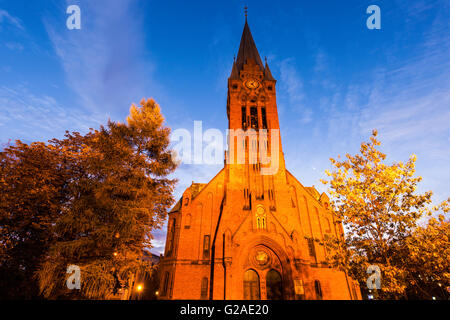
(159, 18), (362, 300)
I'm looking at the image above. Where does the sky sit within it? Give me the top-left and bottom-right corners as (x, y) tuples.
(0, 0), (449, 254)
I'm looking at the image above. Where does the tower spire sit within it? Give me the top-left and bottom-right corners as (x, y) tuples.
(234, 15), (264, 73)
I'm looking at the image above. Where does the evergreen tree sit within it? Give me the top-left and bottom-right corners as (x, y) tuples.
(37, 98), (177, 299)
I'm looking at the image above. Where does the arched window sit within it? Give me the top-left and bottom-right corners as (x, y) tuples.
(261, 107), (267, 129)
(256, 206), (267, 230)
(266, 269), (283, 300)
(256, 216), (266, 230)
(184, 214), (192, 229)
(314, 280), (323, 300)
(241, 106), (247, 130)
(243, 269), (260, 300)
(166, 218), (176, 256)
(201, 277), (208, 299)
(162, 272), (170, 296)
(250, 106), (258, 129)
(325, 217), (331, 233)
(203, 235), (211, 259)
(351, 282), (357, 300)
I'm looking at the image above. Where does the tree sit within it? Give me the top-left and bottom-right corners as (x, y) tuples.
(37, 98), (177, 299)
(403, 201), (450, 299)
(0, 142), (70, 299)
(321, 130), (434, 299)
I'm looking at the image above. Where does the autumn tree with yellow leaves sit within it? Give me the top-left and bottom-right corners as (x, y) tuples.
(321, 130), (449, 300)
(403, 203), (449, 299)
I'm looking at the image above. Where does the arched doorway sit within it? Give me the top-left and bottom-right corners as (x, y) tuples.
(243, 269), (260, 300)
(266, 269), (283, 300)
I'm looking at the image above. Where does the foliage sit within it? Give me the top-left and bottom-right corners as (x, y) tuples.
(0, 142), (70, 299)
(403, 203), (450, 299)
(321, 130), (449, 299)
(0, 98), (176, 299)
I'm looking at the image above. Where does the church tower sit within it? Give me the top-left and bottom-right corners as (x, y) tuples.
(159, 15), (361, 300)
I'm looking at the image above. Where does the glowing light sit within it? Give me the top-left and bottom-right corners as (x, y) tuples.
(136, 284), (143, 292)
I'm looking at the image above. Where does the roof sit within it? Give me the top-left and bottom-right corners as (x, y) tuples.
(264, 60), (276, 81)
(305, 187), (321, 201)
(189, 183), (207, 197)
(235, 20), (264, 72)
(142, 250), (161, 264)
(169, 182), (207, 213)
(169, 198), (182, 213)
(229, 60), (239, 80)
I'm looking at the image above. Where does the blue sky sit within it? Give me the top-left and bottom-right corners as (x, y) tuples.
(1, 0), (449, 254)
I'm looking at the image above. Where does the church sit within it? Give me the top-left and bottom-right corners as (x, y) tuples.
(159, 16), (361, 300)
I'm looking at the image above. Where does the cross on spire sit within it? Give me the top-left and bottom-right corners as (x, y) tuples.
(244, 6), (248, 21)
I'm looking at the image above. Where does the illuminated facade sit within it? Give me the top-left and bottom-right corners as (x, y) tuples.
(159, 18), (361, 300)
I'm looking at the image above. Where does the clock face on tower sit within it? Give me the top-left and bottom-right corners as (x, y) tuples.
(245, 79), (260, 89)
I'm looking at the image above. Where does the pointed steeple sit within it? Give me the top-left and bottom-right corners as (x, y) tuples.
(264, 57), (276, 81)
(235, 20), (264, 72)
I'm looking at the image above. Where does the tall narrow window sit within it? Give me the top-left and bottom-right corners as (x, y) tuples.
(257, 216), (266, 229)
(256, 207), (267, 230)
(166, 218), (176, 256)
(314, 280), (323, 300)
(162, 272), (170, 296)
(241, 106), (247, 130)
(351, 283), (357, 300)
(325, 218), (331, 233)
(184, 214), (192, 229)
(250, 106), (258, 129)
(201, 277), (209, 299)
(307, 238), (316, 260)
(243, 269), (260, 300)
(203, 235), (210, 259)
(261, 107), (267, 129)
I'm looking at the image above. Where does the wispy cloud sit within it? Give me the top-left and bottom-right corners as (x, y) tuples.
(44, 0), (155, 115)
(359, 4), (450, 148)
(314, 49), (328, 73)
(279, 58), (305, 104)
(278, 58), (312, 124)
(279, 1), (450, 203)
(0, 9), (24, 31)
(0, 85), (106, 143)
(4, 42), (24, 51)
